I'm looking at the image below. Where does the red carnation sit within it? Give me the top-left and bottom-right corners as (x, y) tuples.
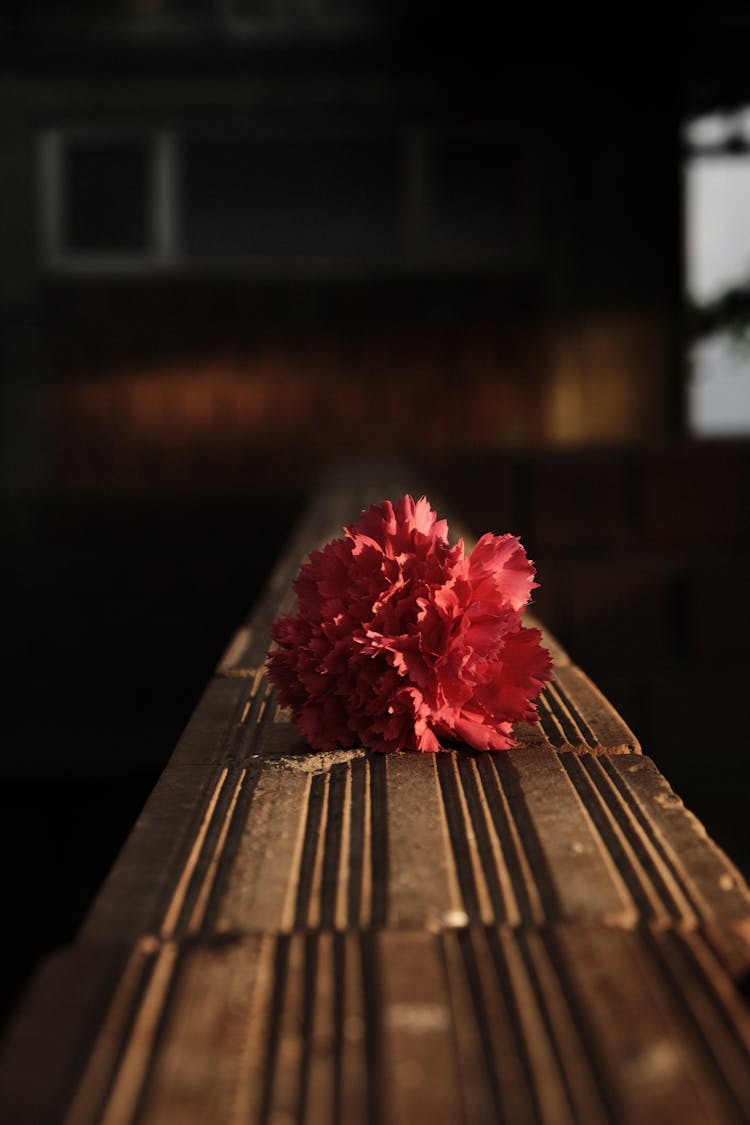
(267, 496), (552, 754)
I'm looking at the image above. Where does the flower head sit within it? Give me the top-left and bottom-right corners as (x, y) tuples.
(267, 495), (552, 753)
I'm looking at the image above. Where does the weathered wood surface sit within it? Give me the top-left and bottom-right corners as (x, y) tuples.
(4, 925), (750, 1125)
(2, 461), (750, 1125)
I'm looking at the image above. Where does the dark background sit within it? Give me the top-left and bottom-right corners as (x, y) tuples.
(2, 5), (750, 1029)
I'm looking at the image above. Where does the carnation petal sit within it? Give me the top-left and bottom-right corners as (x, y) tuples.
(468, 533), (537, 612)
(454, 713), (515, 751)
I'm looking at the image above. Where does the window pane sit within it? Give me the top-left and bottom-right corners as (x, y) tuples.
(686, 155), (750, 302)
(685, 150), (750, 436)
(182, 137), (400, 259)
(63, 140), (151, 253)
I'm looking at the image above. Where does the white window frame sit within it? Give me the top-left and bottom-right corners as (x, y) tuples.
(38, 128), (180, 273)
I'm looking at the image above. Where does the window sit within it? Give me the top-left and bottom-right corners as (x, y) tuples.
(40, 131), (174, 269)
(62, 140), (151, 253)
(684, 109), (750, 436)
(39, 126), (535, 274)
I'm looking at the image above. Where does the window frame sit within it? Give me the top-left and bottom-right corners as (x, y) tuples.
(39, 128), (179, 273)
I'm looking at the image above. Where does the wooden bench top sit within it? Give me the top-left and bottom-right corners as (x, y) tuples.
(2, 462), (750, 1124)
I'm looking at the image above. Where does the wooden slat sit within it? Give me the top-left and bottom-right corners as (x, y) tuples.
(516, 666), (640, 755)
(79, 672), (260, 944)
(550, 925), (750, 1124)
(213, 764), (311, 934)
(135, 936), (275, 1125)
(5, 927), (750, 1125)
(608, 755), (750, 933)
(386, 755), (464, 928)
(378, 931), (463, 1125)
(0, 941), (155, 1125)
(499, 747), (637, 926)
(79, 742), (750, 940)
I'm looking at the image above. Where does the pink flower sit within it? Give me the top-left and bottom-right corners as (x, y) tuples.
(267, 496), (552, 754)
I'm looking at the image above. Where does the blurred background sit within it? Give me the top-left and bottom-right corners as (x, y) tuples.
(2, 4), (750, 1026)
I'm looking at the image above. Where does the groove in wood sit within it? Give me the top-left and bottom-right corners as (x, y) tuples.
(79, 747), (750, 942)
(515, 665), (640, 756)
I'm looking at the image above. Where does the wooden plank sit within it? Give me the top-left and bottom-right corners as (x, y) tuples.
(650, 928), (750, 1112)
(431, 749), (750, 930)
(559, 752), (697, 928)
(437, 754), (517, 926)
(83, 941), (180, 1125)
(80, 674), (255, 942)
(443, 925), (750, 1123)
(386, 754), (464, 928)
(0, 943), (151, 1125)
(440, 928), (499, 1124)
(213, 766), (311, 934)
(378, 931), (463, 1125)
(5, 462), (750, 1125)
(212, 753), (381, 933)
(550, 925), (750, 1125)
(446, 926), (553, 1124)
(608, 755), (750, 933)
(82, 744), (750, 944)
(5, 926), (750, 1125)
(497, 747), (638, 926)
(515, 665), (640, 756)
(338, 932), (371, 1124)
(37, 937), (276, 1125)
(554, 665), (640, 753)
(516, 929), (610, 1123)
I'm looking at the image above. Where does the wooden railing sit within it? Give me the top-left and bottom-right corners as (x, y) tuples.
(2, 462), (750, 1124)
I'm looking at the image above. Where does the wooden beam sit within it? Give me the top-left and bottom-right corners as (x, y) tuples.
(2, 462), (749, 1124)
